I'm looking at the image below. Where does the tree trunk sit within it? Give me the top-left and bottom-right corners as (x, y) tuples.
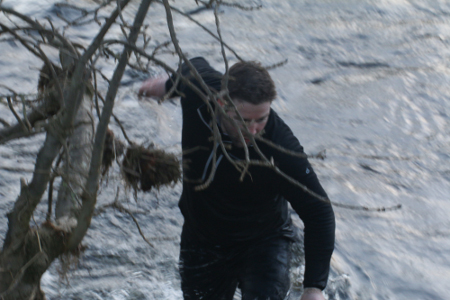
(55, 91), (94, 220)
(0, 91), (91, 300)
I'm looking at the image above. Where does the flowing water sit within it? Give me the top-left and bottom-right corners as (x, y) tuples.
(0, 0), (449, 299)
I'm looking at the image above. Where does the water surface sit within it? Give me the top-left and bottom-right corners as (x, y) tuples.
(0, 1), (449, 299)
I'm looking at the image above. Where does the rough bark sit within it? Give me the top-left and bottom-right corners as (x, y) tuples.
(55, 91), (94, 220)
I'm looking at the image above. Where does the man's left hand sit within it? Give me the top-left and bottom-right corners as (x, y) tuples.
(300, 288), (326, 300)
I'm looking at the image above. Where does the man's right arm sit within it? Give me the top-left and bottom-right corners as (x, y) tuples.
(139, 57), (222, 103)
(139, 75), (168, 98)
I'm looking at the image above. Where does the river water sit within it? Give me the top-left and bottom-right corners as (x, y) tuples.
(0, 0), (449, 299)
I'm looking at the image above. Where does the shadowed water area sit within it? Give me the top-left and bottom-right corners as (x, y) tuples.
(0, 0), (449, 299)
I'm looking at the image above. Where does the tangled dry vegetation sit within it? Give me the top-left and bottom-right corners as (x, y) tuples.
(101, 128), (181, 193)
(122, 144), (181, 192)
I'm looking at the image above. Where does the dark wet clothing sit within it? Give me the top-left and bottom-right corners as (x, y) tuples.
(166, 57), (335, 298)
(180, 223), (291, 300)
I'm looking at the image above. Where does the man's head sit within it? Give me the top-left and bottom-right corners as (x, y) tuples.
(227, 61), (277, 105)
(219, 61), (276, 147)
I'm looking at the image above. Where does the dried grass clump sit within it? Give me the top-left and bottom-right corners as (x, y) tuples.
(121, 145), (181, 192)
(102, 128), (125, 175)
(37, 63), (66, 115)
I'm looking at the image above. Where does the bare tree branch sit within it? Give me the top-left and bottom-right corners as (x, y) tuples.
(96, 188), (154, 247)
(0, 118), (9, 127)
(34, 44), (65, 108)
(94, 91), (133, 145)
(158, 56), (183, 103)
(265, 58), (288, 70)
(54, 0), (115, 29)
(156, 0), (244, 61)
(0, 6), (78, 57)
(68, 0), (153, 250)
(199, 0), (262, 11)
(0, 22), (43, 59)
(2, 0), (132, 254)
(163, 0), (248, 186)
(6, 97), (29, 133)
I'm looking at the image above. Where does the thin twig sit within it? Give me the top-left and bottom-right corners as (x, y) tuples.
(114, 202), (154, 247)
(47, 150), (64, 221)
(19, 96), (32, 130)
(163, 0), (247, 189)
(0, 130), (42, 145)
(116, 0), (129, 29)
(182, 146), (210, 155)
(215, 1), (252, 182)
(0, 84), (19, 95)
(235, 158), (401, 211)
(158, 56), (182, 103)
(0, 166), (34, 172)
(6, 97), (28, 133)
(31, 215), (43, 252)
(199, 0), (262, 11)
(103, 47), (148, 72)
(96, 92), (133, 145)
(93, 69), (102, 118)
(0, 117), (10, 127)
(34, 43), (65, 108)
(196, 3), (245, 188)
(0, 22), (43, 60)
(0, 6), (78, 56)
(95, 187), (154, 247)
(265, 59), (288, 70)
(157, 0), (244, 61)
(254, 135), (308, 159)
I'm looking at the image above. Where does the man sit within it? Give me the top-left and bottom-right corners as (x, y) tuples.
(139, 57), (335, 300)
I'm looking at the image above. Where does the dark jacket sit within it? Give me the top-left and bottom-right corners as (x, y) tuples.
(166, 57), (335, 290)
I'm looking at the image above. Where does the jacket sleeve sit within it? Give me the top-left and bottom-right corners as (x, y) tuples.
(165, 57), (222, 108)
(274, 120), (336, 290)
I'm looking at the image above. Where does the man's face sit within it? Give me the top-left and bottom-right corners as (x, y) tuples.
(220, 99), (271, 148)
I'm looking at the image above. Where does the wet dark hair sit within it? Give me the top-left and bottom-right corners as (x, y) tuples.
(227, 61), (276, 105)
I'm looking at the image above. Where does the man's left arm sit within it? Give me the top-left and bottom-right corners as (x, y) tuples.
(275, 125), (335, 291)
(285, 163), (335, 290)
